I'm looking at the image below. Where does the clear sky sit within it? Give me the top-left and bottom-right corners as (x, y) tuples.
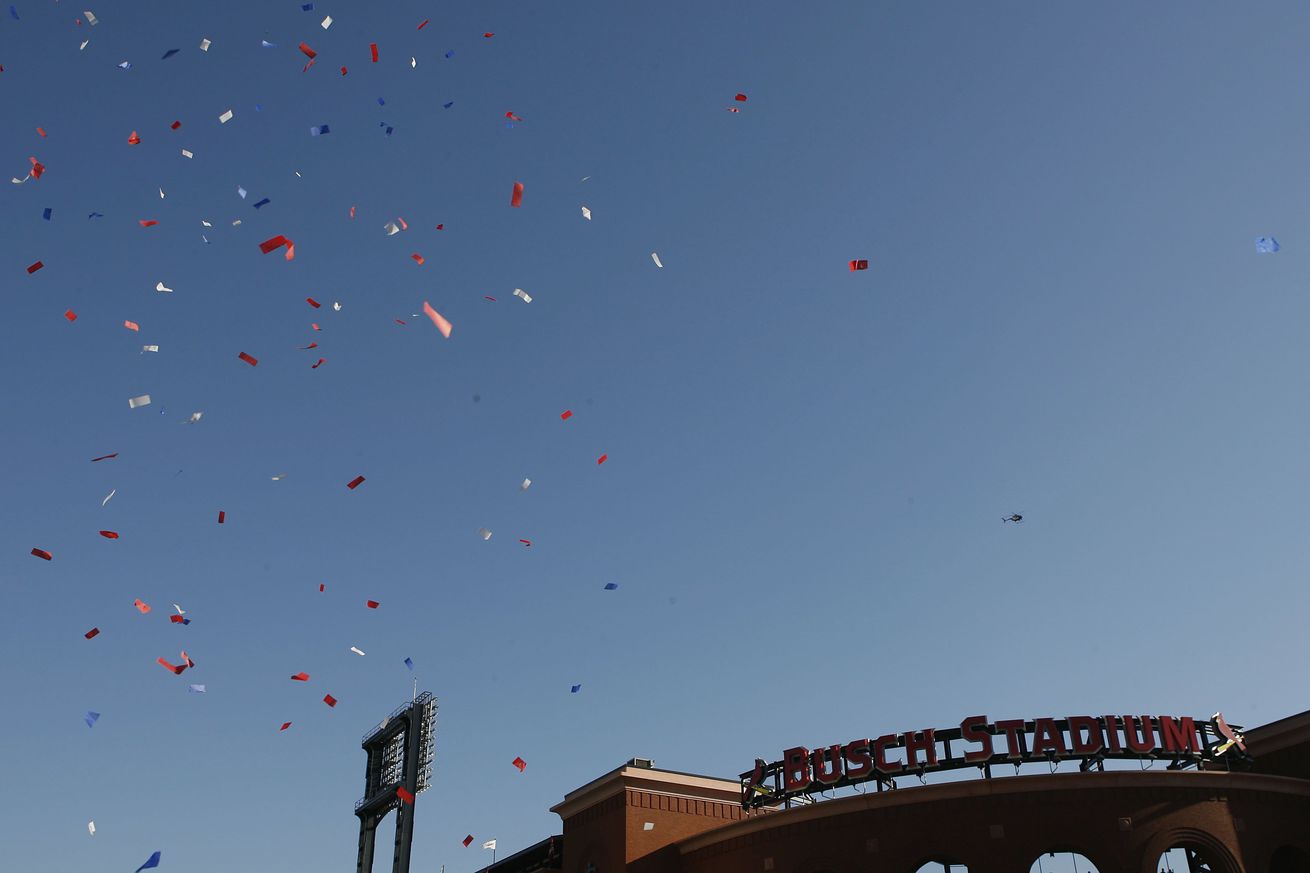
(2, 1), (1308, 870)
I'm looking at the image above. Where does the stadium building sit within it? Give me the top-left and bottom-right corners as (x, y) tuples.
(473, 710), (1310, 873)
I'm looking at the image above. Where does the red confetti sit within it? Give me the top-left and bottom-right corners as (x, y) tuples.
(311, 323), (321, 331)
(91, 453), (118, 462)
(510, 181), (524, 208)
(735, 93), (748, 102)
(560, 410), (573, 420)
(139, 220), (159, 227)
(26, 261), (43, 274)
(170, 614), (186, 624)
(519, 539), (532, 547)
(36, 126), (47, 137)
(306, 297), (321, 308)
(319, 583), (325, 592)
(124, 320), (139, 331)
(370, 43), (378, 62)
(158, 657), (184, 674)
(394, 319), (406, 326)
(323, 694), (337, 707)
(299, 41), (317, 59)
(29, 157), (44, 179)
(397, 217), (409, 230)
(366, 600), (379, 609)
(349, 205), (356, 219)
(217, 511), (225, 524)
(238, 351), (258, 367)
(435, 224), (443, 230)
(134, 599), (151, 614)
(170, 120), (181, 130)
(463, 836), (474, 848)
(849, 259), (869, 271)
(98, 530), (119, 539)
(417, 19), (429, 30)
(258, 235), (291, 254)
(484, 296), (497, 302)
(64, 310), (77, 322)
(506, 111), (522, 122)
(597, 454), (608, 464)
(347, 475), (366, 490)
(422, 301), (452, 338)
(85, 628), (100, 640)
(483, 32), (494, 37)
(512, 756), (527, 772)
(397, 786), (415, 803)
(280, 722), (293, 731)
(291, 672), (310, 681)
(311, 358), (326, 369)
(31, 548), (52, 561)
(340, 66), (348, 75)
(127, 130), (141, 145)
(300, 342), (318, 350)
(411, 253), (425, 265)
(726, 108), (741, 113)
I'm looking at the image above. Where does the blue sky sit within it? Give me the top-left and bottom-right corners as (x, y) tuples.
(2, 1), (1307, 870)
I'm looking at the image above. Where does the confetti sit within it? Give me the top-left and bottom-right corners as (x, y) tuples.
(84, 11), (98, 25)
(299, 42), (317, 59)
(418, 19), (429, 30)
(581, 206), (591, 220)
(513, 288), (532, 303)
(478, 528), (493, 540)
(519, 539), (532, 547)
(290, 672), (309, 681)
(422, 301), (452, 338)
(27, 261), (44, 274)
(91, 452), (118, 462)
(199, 38), (211, 51)
(512, 756), (526, 772)
(463, 836), (474, 848)
(347, 475), (365, 490)
(219, 109), (233, 123)
(161, 49), (179, 60)
(520, 478), (532, 491)
(483, 32), (494, 37)
(280, 722), (292, 731)
(258, 235), (292, 254)
(310, 124), (330, 136)
(142, 345), (159, 353)
(604, 582), (618, 590)
(64, 310), (77, 322)
(85, 627), (100, 639)
(181, 149), (193, 158)
(139, 220), (159, 228)
(321, 15), (332, 29)
(31, 548), (52, 561)
(366, 600), (379, 609)
(101, 489), (116, 506)
(187, 412), (202, 423)
(560, 410), (573, 420)
(311, 358), (326, 369)
(156, 282), (173, 293)
(98, 530), (119, 539)
(397, 786), (415, 803)
(735, 93), (748, 101)
(188, 684), (205, 693)
(597, 454), (608, 464)
(128, 394), (151, 409)
(643, 822), (655, 831)
(127, 131), (141, 145)
(252, 198), (270, 209)
(307, 297), (321, 308)
(42, 207), (51, 220)
(217, 511), (225, 523)
(135, 851), (161, 872)
(411, 253), (425, 265)
(350, 646), (366, 656)
(88, 822), (95, 836)
(134, 599), (151, 614)
(651, 252), (664, 268)
(404, 657), (414, 670)
(849, 259), (869, 271)
(370, 43), (378, 62)
(85, 711), (100, 728)
(238, 352), (258, 367)
(170, 121), (181, 130)
(1256, 236), (1280, 253)
(323, 694), (337, 707)
(571, 684), (581, 693)
(510, 181), (524, 207)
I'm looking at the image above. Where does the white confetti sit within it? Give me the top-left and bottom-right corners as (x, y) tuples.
(186, 412), (203, 423)
(332, 302), (342, 311)
(101, 489), (116, 507)
(520, 478), (532, 491)
(237, 186), (247, 199)
(199, 38), (211, 52)
(219, 108), (233, 124)
(128, 394), (152, 409)
(79, 39), (89, 51)
(411, 57), (417, 68)
(141, 345), (159, 353)
(84, 11), (98, 25)
(159, 187), (166, 199)
(172, 604), (186, 615)
(271, 473), (288, 481)
(201, 219), (212, 227)
(513, 288), (532, 303)
(350, 646), (366, 656)
(156, 282), (173, 293)
(181, 149), (193, 159)
(581, 206), (591, 220)
(478, 528), (493, 541)
(383, 221), (401, 236)
(88, 821), (95, 836)
(651, 252), (663, 268)
(231, 219), (242, 226)
(643, 822), (654, 831)
(320, 15), (332, 29)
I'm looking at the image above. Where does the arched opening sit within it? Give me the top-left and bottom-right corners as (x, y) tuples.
(1031, 852), (1101, 873)
(914, 860), (970, 873)
(1271, 846), (1310, 873)
(1157, 846), (1227, 873)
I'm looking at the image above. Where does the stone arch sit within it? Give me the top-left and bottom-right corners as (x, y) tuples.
(1144, 828), (1243, 873)
(1029, 850), (1105, 873)
(1269, 845), (1310, 873)
(911, 858), (971, 873)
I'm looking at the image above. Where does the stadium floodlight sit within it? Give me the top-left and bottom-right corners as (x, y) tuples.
(354, 692), (437, 873)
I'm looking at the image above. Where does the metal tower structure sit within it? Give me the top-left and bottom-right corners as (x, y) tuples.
(355, 692), (437, 873)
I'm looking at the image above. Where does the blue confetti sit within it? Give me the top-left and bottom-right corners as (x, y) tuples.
(603, 582), (618, 590)
(404, 657), (414, 671)
(135, 851), (161, 873)
(310, 124), (330, 136)
(9, 5), (18, 20)
(87, 212), (103, 219)
(254, 104), (263, 112)
(42, 207), (51, 221)
(380, 122), (394, 136)
(252, 197), (270, 209)
(161, 48), (179, 60)
(1256, 236), (1280, 253)
(445, 50), (454, 59)
(377, 97), (386, 106)
(443, 101), (454, 109)
(301, 2), (314, 8)
(570, 684), (582, 694)
(84, 711), (100, 728)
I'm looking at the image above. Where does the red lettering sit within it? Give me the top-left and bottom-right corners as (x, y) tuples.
(995, 719), (1028, 760)
(873, 733), (904, 774)
(1030, 718), (1066, 757)
(1123, 715), (1156, 753)
(1158, 716), (1200, 754)
(1068, 716), (1104, 755)
(812, 745), (843, 786)
(903, 729), (938, 768)
(961, 715), (994, 763)
(842, 739), (874, 781)
(1102, 716), (1123, 752)
(783, 746), (811, 792)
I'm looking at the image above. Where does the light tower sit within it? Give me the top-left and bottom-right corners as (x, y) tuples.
(354, 692), (437, 873)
